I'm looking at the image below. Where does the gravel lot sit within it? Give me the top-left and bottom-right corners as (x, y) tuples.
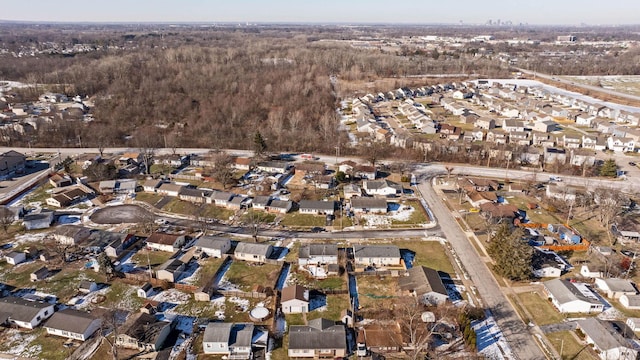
(90, 204), (152, 224)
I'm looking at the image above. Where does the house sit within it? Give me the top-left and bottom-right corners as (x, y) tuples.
(543, 279), (604, 313)
(544, 147), (566, 165)
(195, 236), (231, 258)
(256, 161), (291, 174)
(49, 173), (73, 188)
(608, 136), (635, 153)
(46, 186), (92, 208)
(30, 266), (49, 282)
(202, 322), (255, 359)
(475, 117), (496, 130)
(343, 184), (362, 200)
(298, 244), (339, 266)
(142, 179), (163, 193)
(99, 179), (137, 195)
(156, 258), (185, 283)
(627, 318), (640, 332)
(0, 296), (55, 329)
(267, 200), (293, 214)
(53, 225), (92, 245)
(251, 196), (271, 211)
(281, 285), (310, 314)
(0, 150), (26, 178)
(133, 284), (153, 300)
(350, 198), (387, 214)
(398, 266), (448, 305)
(533, 120), (557, 133)
(234, 157), (252, 171)
(146, 233), (187, 252)
(353, 245), (402, 268)
(212, 191), (234, 208)
(288, 318), (346, 359)
(362, 180), (402, 197)
(88, 230), (135, 257)
(576, 318), (638, 360)
(5, 251), (26, 265)
(502, 119), (525, 132)
(44, 309), (102, 341)
(356, 322), (403, 355)
(156, 183), (184, 197)
(78, 281), (98, 294)
(532, 250), (564, 278)
(458, 177), (499, 192)
(234, 242), (273, 263)
(546, 183), (578, 202)
(298, 200), (337, 216)
(576, 114), (596, 126)
(620, 294), (640, 310)
(354, 165), (377, 180)
(594, 278), (637, 299)
(179, 187), (211, 204)
(116, 312), (172, 351)
(465, 191), (497, 208)
(580, 265), (604, 279)
(562, 134), (582, 149)
(569, 149), (596, 167)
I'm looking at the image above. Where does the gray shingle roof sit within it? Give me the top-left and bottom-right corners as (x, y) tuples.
(577, 318), (630, 351)
(0, 296), (52, 323)
(544, 279), (601, 305)
(203, 322), (254, 348)
(398, 266), (448, 297)
(195, 236), (231, 251)
(351, 198), (387, 209)
(289, 318), (346, 351)
(44, 308), (100, 335)
(353, 245), (401, 259)
(234, 242), (272, 257)
(299, 244), (338, 259)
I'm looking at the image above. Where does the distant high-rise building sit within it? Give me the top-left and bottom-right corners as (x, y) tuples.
(557, 35), (577, 42)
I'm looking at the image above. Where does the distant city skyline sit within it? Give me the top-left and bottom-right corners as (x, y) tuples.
(2, 0), (639, 26)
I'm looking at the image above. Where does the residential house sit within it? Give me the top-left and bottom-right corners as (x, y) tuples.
(281, 285), (310, 314)
(459, 177), (499, 192)
(298, 200), (337, 216)
(156, 183), (184, 197)
(138, 283), (154, 298)
(5, 251), (26, 265)
(267, 200), (293, 214)
(142, 179), (163, 193)
(532, 250), (566, 278)
(228, 196), (248, 210)
(343, 184), (362, 200)
(520, 148), (541, 165)
(350, 198), (387, 214)
(156, 258), (185, 283)
(576, 114), (596, 127)
(569, 149), (596, 167)
(362, 180), (402, 197)
(594, 278), (637, 299)
(475, 117), (496, 130)
(627, 318), (640, 332)
(233, 157), (252, 171)
(608, 136), (635, 153)
(466, 191), (497, 208)
(550, 107), (568, 118)
(44, 309), (101, 341)
(576, 318), (637, 360)
(459, 111), (479, 124)
(580, 265), (605, 279)
(502, 119), (525, 132)
(0, 150), (26, 178)
(620, 294), (640, 310)
(533, 120), (557, 133)
(398, 266), (448, 305)
(46, 187), (92, 207)
(544, 147), (567, 165)
(298, 244), (339, 266)
(195, 236), (231, 258)
(353, 245), (402, 268)
(470, 129), (485, 142)
(179, 187), (211, 204)
(212, 191), (234, 208)
(256, 161), (292, 174)
(116, 312), (173, 351)
(543, 279), (604, 313)
(202, 322), (255, 359)
(49, 173), (73, 188)
(355, 165), (377, 180)
(251, 196), (271, 211)
(53, 225), (92, 245)
(88, 230), (135, 257)
(487, 129), (508, 144)
(146, 233), (186, 253)
(234, 242), (273, 263)
(288, 318), (347, 359)
(509, 131), (530, 146)
(99, 179), (137, 195)
(562, 134), (582, 149)
(479, 203), (521, 224)
(581, 135), (598, 149)
(618, 110), (640, 126)
(356, 322), (403, 356)
(30, 266), (49, 282)
(0, 296), (55, 329)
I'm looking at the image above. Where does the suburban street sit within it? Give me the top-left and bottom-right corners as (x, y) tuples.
(416, 177), (542, 359)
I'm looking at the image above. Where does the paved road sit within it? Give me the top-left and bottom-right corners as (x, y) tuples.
(416, 177), (542, 359)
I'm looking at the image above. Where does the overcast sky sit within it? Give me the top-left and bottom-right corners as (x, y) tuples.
(2, 0), (638, 25)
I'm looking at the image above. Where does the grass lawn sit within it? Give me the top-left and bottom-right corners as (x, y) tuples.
(132, 249), (173, 267)
(241, 210), (276, 224)
(201, 205), (235, 222)
(393, 240), (455, 275)
(162, 198), (199, 216)
(280, 213), (327, 228)
(316, 277), (346, 290)
(271, 334), (289, 359)
(193, 257), (227, 288)
(357, 275), (398, 310)
(174, 298), (222, 318)
(285, 313), (305, 326)
(546, 331), (598, 360)
(134, 192), (164, 206)
(0, 328), (69, 360)
(101, 281), (145, 311)
(224, 262), (281, 291)
(42, 269), (106, 302)
(223, 297), (263, 323)
(516, 291), (564, 326)
(24, 183), (55, 204)
(307, 294), (351, 322)
(149, 164), (175, 175)
(390, 200), (429, 225)
(505, 195), (563, 225)
(25, 328), (70, 360)
(2, 261), (45, 288)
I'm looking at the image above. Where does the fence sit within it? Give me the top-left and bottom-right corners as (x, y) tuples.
(175, 283), (199, 293)
(217, 289), (268, 299)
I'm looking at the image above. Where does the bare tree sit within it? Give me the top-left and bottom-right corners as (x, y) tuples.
(213, 153), (236, 190)
(0, 207), (16, 233)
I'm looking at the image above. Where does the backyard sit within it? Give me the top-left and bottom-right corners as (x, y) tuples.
(223, 262), (281, 292)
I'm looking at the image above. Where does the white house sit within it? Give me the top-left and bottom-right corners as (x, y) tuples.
(608, 136), (635, 153)
(142, 179), (163, 193)
(627, 318), (640, 332)
(195, 236), (231, 258)
(281, 285), (310, 314)
(594, 278), (637, 299)
(53, 225), (92, 245)
(298, 244), (339, 266)
(234, 242), (273, 263)
(353, 245), (402, 268)
(203, 322), (255, 359)
(577, 318), (638, 360)
(44, 309), (102, 341)
(0, 296), (55, 329)
(146, 233), (187, 253)
(620, 294), (640, 310)
(156, 183), (184, 197)
(78, 281), (98, 294)
(543, 279), (604, 313)
(580, 265), (604, 279)
(5, 251), (26, 265)
(362, 180), (402, 196)
(137, 283), (154, 299)
(398, 266), (449, 305)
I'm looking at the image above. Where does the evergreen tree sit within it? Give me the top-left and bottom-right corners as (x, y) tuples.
(599, 159), (618, 177)
(487, 224), (533, 281)
(253, 131), (267, 157)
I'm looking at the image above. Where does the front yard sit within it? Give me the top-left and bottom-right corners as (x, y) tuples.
(516, 291), (564, 326)
(393, 240), (455, 275)
(280, 213), (327, 228)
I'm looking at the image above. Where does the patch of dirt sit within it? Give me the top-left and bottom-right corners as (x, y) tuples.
(90, 205), (152, 224)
